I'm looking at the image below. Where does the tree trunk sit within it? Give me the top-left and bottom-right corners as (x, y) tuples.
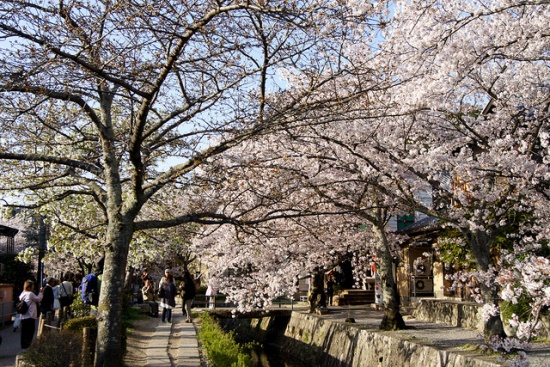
(308, 268), (327, 313)
(373, 225), (406, 330)
(467, 229), (505, 340)
(94, 223), (133, 367)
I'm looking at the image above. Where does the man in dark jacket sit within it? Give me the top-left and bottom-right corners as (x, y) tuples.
(40, 278), (56, 316)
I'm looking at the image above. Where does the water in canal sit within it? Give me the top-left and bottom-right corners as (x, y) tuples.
(249, 344), (304, 367)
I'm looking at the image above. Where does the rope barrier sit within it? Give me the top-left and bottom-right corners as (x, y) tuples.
(43, 324), (61, 330)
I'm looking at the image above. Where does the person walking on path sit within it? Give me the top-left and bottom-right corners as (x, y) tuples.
(142, 279), (159, 317)
(159, 273), (177, 323)
(181, 271), (197, 323)
(59, 274), (74, 314)
(19, 280), (44, 349)
(52, 279), (61, 314)
(205, 277), (218, 309)
(158, 268), (173, 289)
(326, 274), (335, 306)
(39, 277), (55, 316)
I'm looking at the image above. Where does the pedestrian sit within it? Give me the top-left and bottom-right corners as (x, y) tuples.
(158, 268), (173, 290)
(19, 280), (44, 349)
(40, 277), (56, 316)
(181, 271), (197, 323)
(159, 273), (177, 323)
(326, 274), (335, 306)
(59, 274), (74, 315)
(13, 313), (20, 332)
(52, 278), (61, 315)
(205, 277), (218, 310)
(142, 279), (159, 317)
(141, 269), (152, 285)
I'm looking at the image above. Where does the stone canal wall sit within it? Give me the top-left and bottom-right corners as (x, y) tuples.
(217, 310), (502, 367)
(282, 312), (499, 367)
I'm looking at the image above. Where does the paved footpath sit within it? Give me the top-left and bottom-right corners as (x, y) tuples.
(0, 320), (21, 367)
(146, 310), (201, 367)
(0, 310), (202, 367)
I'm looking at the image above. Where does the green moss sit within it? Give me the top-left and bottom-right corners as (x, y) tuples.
(500, 297), (532, 323)
(303, 331), (310, 343)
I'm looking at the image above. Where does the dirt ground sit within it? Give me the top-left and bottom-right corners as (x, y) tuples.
(124, 315), (159, 366)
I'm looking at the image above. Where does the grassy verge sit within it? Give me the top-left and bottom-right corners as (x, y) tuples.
(197, 312), (253, 367)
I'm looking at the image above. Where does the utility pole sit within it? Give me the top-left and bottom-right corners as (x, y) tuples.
(34, 213), (47, 287)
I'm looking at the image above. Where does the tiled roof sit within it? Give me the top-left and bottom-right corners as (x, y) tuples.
(397, 216), (440, 234)
(0, 224), (18, 237)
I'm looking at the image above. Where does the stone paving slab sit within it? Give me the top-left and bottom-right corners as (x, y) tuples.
(176, 319), (201, 367)
(146, 318), (173, 367)
(146, 309), (201, 367)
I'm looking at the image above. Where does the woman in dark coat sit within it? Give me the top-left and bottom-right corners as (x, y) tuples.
(181, 271), (196, 323)
(159, 273), (177, 323)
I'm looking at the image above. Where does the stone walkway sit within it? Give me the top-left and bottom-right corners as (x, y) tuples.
(146, 310), (201, 367)
(0, 319), (21, 367)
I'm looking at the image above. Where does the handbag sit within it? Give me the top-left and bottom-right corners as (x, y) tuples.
(157, 288), (164, 299)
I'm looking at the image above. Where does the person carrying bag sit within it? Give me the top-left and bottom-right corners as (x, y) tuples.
(18, 280), (44, 349)
(59, 274), (74, 313)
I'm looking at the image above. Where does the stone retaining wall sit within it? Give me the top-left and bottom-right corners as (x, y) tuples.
(282, 312), (499, 367)
(411, 299), (483, 331)
(411, 299), (550, 340)
(217, 310), (501, 367)
(217, 312), (290, 346)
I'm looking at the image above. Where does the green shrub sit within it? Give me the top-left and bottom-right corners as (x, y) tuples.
(70, 293), (93, 318)
(22, 329), (83, 367)
(198, 313), (253, 367)
(62, 315), (98, 365)
(64, 315), (98, 332)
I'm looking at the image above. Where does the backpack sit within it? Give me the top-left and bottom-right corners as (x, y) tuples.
(81, 274), (98, 306)
(15, 299), (29, 314)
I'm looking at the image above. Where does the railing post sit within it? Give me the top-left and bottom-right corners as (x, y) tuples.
(82, 327), (93, 367)
(38, 314), (44, 337)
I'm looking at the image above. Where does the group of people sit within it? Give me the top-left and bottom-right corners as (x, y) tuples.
(141, 268), (198, 323)
(38, 274), (76, 317)
(16, 268), (205, 350)
(16, 274), (76, 349)
(16, 275), (75, 349)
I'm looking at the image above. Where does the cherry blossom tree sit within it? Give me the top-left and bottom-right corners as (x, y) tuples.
(374, 0), (550, 339)
(194, 103), (412, 328)
(216, 0), (550, 338)
(0, 1), (383, 364)
(193, 213), (362, 312)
